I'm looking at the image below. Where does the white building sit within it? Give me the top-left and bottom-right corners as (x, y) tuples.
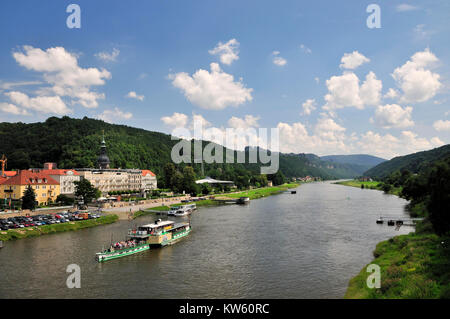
(141, 170), (157, 191)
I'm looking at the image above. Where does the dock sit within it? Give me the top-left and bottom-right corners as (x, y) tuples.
(376, 216), (424, 229)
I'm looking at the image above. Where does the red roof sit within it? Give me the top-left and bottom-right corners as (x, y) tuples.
(3, 171), (17, 177)
(1, 170), (59, 186)
(142, 170), (156, 177)
(41, 169), (80, 176)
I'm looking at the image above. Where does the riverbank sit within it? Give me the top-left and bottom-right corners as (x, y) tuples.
(0, 214), (118, 242)
(132, 183), (300, 219)
(335, 180), (402, 196)
(340, 180), (450, 298)
(345, 232), (450, 299)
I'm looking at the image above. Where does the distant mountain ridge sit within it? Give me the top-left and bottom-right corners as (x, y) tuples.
(320, 154), (386, 176)
(364, 144), (450, 179)
(0, 116), (370, 180)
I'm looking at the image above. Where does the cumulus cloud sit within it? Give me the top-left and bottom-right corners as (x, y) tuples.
(95, 48), (120, 62)
(209, 39), (240, 65)
(98, 107), (132, 123)
(392, 48), (441, 103)
(323, 71), (382, 110)
(169, 63), (253, 110)
(302, 99), (317, 115)
(4, 91), (71, 115)
(126, 91), (144, 101)
(228, 115), (260, 129)
(272, 51), (287, 66)
(0, 102), (30, 115)
(384, 88), (399, 99)
(13, 45), (111, 108)
(339, 51), (370, 70)
(371, 104), (414, 129)
(161, 112), (189, 128)
(433, 120), (450, 132)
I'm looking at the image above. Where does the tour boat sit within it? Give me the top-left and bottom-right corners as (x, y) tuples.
(128, 219), (191, 247)
(95, 219), (191, 262)
(174, 204), (196, 217)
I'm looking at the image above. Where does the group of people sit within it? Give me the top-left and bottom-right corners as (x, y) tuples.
(109, 239), (137, 251)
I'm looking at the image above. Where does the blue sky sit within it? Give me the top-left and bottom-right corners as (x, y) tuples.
(0, 0), (449, 159)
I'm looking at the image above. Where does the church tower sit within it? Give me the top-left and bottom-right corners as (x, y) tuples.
(97, 131), (110, 169)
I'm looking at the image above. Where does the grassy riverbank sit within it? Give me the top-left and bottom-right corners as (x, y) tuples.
(335, 180), (402, 196)
(132, 183), (300, 219)
(0, 215), (119, 242)
(345, 233), (450, 299)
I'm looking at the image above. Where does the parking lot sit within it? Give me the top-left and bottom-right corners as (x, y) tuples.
(0, 211), (102, 231)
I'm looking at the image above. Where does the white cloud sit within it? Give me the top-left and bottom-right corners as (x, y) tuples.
(339, 51), (370, 70)
(95, 48), (120, 62)
(396, 4), (419, 12)
(0, 102), (30, 115)
(228, 115), (260, 129)
(314, 77), (320, 84)
(433, 120), (450, 132)
(371, 104), (414, 129)
(323, 71), (381, 110)
(126, 91), (144, 101)
(4, 91), (71, 115)
(0, 81), (42, 90)
(209, 39), (240, 65)
(392, 48), (441, 103)
(161, 112), (189, 128)
(384, 88), (399, 99)
(98, 107), (132, 123)
(170, 63), (253, 110)
(302, 99), (317, 115)
(272, 51), (287, 66)
(13, 45), (111, 108)
(357, 130), (443, 159)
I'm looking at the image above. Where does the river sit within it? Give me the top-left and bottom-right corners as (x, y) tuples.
(0, 181), (413, 298)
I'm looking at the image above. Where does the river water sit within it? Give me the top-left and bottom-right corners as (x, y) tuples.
(0, 181), (413, 298)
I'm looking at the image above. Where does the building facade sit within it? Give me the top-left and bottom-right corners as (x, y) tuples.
(41, 168), (81, 195)
(0, 170), (60, 205)
(141, 170), (157, 191)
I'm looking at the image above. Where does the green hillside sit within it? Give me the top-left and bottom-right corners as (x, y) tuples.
(1, 116), (364, 180)
(320, 154), (386, 175)
(364, 144), (450, 179)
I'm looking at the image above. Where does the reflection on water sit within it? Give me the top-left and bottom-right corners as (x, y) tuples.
(0, 181), (412, 298)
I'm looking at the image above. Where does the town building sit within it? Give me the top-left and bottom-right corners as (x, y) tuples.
(141, 170), (157, 191)
(0, 170), (60, 205)
(41, 168), (80, 195)
(76, 134), (157, 195)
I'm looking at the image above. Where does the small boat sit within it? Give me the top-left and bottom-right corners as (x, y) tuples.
(237, 197), (250, 204)
(396, 220), (403, 225)
(387, 220), (395, 226)
(168, 206), (179, 216)
(376, 218), (384, 224)
(291, 190), (297, 194)
(174, 204), (196, 216)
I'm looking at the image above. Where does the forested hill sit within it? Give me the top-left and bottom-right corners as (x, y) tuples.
(364, 144), (450, 179)
(1, 116), (370, 179)
(320, 154), (386, 174)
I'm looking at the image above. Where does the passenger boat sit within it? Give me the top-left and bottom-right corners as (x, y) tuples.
(128, 219), (191, 247)
(168, 206), (179, 216)
(95, 219), (191, 262)
(95, 240), (150, 262)
(174, 204), (197, 217)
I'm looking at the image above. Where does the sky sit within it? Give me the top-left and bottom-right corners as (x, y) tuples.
(0, 0), (449, 159)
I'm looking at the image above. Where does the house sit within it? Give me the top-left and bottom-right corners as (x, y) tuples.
(141, 170), (157, 191)
(0, 170), (60, 205)
(40, 168), (81, 195)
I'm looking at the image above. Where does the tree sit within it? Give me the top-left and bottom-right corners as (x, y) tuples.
(182, 166), (198, 195)
(426, 161), (450, 235)
(56, 194), (75, 205)
(74, 179), (99, 205)
(22, 185), (37, 210)
(163, 163), (176, 190)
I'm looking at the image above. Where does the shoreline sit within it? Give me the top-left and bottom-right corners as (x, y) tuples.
(339, 180), (448, 299)
(132, 182), (301, 219)
(0, 215), (118, 242)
